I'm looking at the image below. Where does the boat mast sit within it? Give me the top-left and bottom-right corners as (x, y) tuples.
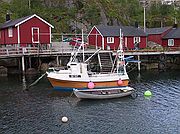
(119, 29), (123, 51)
(69, 29), (85, 63)
(82, 29), (85, 62)
(116, 29), (125, 74)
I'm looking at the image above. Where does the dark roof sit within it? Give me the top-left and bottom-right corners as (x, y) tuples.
(162, 28), (180, 39)
(95, 25), (146, 37)
(146, 27), (171, 35)
(0, 15), (32, 29)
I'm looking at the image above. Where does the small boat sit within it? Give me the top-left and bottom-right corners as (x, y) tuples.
(73, 86), (136, 99)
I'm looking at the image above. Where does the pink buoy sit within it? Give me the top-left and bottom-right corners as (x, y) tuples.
(88, 82), (95, 89)
(117, 80), (123, 86)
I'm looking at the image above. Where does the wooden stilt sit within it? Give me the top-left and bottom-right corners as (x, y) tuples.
(56, 56), (59, 66)
(138, 55), (141, 72)
(59, 58), (62, 66)
(29, 57), (32, 68)
(22, 56), (25, 73)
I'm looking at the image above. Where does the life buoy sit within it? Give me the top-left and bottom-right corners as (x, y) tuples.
(158, 62), (166, 70)
(159, 54), (167, 61)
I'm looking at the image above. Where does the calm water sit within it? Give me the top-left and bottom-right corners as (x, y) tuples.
(0, 70), (180, 134)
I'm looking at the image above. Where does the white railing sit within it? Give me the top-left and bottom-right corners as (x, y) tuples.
(0, 46), (74, 57)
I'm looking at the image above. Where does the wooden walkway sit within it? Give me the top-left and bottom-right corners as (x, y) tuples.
(0, 46), (180, 59)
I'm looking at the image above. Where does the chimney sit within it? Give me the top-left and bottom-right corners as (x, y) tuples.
(6, 13), (10, 21)
(135, 22), (139, 28)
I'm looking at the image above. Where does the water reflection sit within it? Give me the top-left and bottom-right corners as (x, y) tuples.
(0, 70), (180, 134)
(22, 75), (27, 90)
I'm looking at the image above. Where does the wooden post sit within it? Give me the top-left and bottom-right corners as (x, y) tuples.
(29, 57), (31, 68)
(59, 58), (62, 66)
(138, 55), (140, 72)
(22, 56), (25, 73)
(56, 56), (59, 66)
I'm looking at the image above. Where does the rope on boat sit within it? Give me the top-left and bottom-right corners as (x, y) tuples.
(27, 73), (46, 89)
(127, 66), (137, 73)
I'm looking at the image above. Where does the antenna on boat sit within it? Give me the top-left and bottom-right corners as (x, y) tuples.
(82, 29), (85, 62)
(111, 28), (124, 73)
(119, 29), (123, 51)
(69, 29), (85, 63)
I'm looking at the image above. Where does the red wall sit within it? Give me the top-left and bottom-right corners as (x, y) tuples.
(105, 36), (146, 50)
(104, 37), (119, 50)
(0, 30), (4, 44)
(148, 34), (162, 45)
(140, 36), (147, 49)
(88, 27), (102, 48)
(147, 29), (171, 45)
(0, 17), (51, 46)
(162, 39), (180, 47)
(19, 17), (50, 45)
(88, 27), (147, 50)
(0, 27), (18, 44)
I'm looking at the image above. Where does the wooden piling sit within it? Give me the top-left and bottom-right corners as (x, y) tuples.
(22, 56), (25, 73)
(138, 55), (141, 71)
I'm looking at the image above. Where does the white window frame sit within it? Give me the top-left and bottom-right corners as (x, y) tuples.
(32, 27), (40, 43)
(168, 39), (174, 46)
(107, 37), (114, 43)
(134, 37), (140, 43)
(8, 27), (13, 37)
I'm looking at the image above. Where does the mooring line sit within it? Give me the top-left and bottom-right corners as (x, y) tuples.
(27, 73), (46, 89)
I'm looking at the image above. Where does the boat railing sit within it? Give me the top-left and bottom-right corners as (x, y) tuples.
(89, 71), (122, 77)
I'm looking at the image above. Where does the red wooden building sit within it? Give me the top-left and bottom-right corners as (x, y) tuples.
(0, 14), (54, 47)
(87, 25), (147, 50)
(146, 27), (172, 45)
(162, 28), (180, 48)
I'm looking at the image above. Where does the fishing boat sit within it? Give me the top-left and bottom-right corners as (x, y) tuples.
(73, 86), (136, 99)
(47, 29), (130, 92)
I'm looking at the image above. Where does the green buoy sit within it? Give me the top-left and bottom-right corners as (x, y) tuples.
(144, 90), (152, 97)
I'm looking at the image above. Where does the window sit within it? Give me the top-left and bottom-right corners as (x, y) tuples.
(32, 27), (39, 43)
(134, 37), (140, 43)
(168, 39), (174, 46)
(107, 37), (114, 43)
(8, 27), (13, 37)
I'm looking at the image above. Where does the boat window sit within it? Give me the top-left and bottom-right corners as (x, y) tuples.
(71, 64), (77, 65)
(69, 75), (81, 78)
(54, 68), (60, 71)
(47, 68), (54, 72)
(67, 66), (70, 68)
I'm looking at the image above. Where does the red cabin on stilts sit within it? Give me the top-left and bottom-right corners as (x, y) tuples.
(87, 25), (147, 50)
(0, 14), (54, 47)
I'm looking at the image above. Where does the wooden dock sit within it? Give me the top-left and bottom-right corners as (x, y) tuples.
(0, 45), (179, 73)
(0, 46), (179, 58)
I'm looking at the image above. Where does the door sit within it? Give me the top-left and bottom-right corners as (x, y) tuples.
(134, 37), (140, 50)
(32, 27), (39, 43)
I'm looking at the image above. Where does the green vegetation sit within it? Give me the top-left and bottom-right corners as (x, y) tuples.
(0, 0), (179, 33)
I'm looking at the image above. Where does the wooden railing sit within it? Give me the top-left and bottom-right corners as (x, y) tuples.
(0, 46), (179, 58)
(0, 46), (75, 57)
